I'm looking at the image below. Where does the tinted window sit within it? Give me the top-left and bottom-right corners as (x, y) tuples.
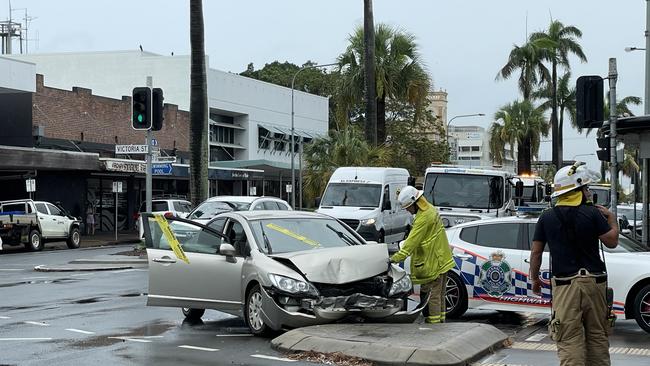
(459, 226), (478, 244)
(476, 223), (520, 249)
(46, 204), (62, 216)
(208, 217), (227, 233)
(423, 173), (504, 209)
(277, 202), (290, 210)
(151, 201), (169, 212)
(263, 201), (281, 210)
(252, 203), (265, 211)
(145, 218), (222, 254)
(173, 201), (192, 213)
(35, 203), (48, 214)
(224, 220), (248, 256)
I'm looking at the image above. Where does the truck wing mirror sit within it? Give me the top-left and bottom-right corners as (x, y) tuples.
(515, 181), (524, 198)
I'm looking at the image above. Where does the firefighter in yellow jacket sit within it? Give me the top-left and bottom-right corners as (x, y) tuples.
(390, 186), (455, 323)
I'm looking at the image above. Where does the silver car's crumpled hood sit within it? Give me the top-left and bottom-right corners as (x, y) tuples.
(269, 244), (390, 284)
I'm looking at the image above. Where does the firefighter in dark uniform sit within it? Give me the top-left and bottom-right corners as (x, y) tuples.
(529, 162), (619, 366)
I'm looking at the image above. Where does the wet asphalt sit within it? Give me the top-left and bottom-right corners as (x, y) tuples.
(1, 246), (649, 366)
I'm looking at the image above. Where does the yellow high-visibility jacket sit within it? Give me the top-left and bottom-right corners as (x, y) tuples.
(390, 197), (455, 284)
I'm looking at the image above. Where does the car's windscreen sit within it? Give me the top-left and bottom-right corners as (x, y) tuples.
(590, 188), (611, 206)
(320, 183), (381, 207)
(189, 201), (233, 220)
(423, 173), (504, 209)
(250, 218), (363, 254)
(224, 201), (251, 210)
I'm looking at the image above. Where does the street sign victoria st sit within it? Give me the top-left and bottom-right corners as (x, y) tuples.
(152, 163), (173, 175)
(115, 145), (149, 154)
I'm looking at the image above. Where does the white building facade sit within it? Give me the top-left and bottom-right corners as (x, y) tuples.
(448, 125), (517, 173)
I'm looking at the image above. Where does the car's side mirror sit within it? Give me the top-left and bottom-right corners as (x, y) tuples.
(220, 243), (237, 263)
(515, 181), (524, 198)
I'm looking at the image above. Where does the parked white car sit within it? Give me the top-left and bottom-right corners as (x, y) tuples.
(187, 196), (291, 225)
(0, 199), (81, 251)
(136, 199), (193, 238)
(440, 216), (650, 333)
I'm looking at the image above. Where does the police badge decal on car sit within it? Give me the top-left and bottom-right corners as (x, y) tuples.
(480, 250), (512, 296)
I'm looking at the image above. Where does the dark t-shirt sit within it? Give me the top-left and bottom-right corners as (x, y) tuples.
(533, 205), (611, 277)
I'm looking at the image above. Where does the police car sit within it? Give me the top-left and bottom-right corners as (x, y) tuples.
(442, 214), (650, 333)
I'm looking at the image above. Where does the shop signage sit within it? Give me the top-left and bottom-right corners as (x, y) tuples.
(104, 160), (147, 173)
(232, 172), (250, 179)
(152, 163), (173, 175)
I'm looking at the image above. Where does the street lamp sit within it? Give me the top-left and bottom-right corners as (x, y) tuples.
(291, 62), (338, 209)
(445, 113), (485, 163)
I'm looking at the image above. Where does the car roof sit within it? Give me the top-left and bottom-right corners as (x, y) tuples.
(204, 196), (285, 204)
(226, 210), (329, 221)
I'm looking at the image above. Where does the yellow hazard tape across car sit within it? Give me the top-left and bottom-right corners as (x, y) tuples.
(154, 214), (190, 264)
(265, 223), (320, 248)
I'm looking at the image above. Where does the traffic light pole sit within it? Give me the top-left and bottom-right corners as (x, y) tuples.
(146, 76), (153, 213)
(608, 59), (618, 224)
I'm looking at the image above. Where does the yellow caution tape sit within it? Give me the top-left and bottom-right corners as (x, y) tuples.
(265, 223), (320, 248)
(154, 214), (190, 264)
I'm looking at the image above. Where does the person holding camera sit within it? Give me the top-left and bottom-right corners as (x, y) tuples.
(529, 162), (618, 366)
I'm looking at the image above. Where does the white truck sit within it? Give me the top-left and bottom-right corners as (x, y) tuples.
(511, 175), (550, 208)
(316, 167), (413, 244)
(422, 166), (515, 228)
(0, 200), (81, 251)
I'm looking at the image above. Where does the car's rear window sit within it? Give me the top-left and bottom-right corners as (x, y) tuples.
(140, 201), (169, 212)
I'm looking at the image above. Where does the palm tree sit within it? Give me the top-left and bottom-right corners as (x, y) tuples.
(338, 24), (430, 144)
(189, 0), (209, 206)
(496, 41), (551, 100)
(532, 72), (576, 151)
(530, 20), (588, 170)
(303, 127), (389, 206)
(363, 0), (377, 146)
(489, 100), (549, 174)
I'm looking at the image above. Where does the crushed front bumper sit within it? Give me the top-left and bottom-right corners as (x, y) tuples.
(260, 287), (427, 330)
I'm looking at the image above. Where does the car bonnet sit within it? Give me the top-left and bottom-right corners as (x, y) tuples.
(269, 244), (390, 284)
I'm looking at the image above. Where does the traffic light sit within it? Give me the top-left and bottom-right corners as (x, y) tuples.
(132, 87), (152, 130)
(596, 135), (610, 161)
(576, 75), (604, 129)
(152, 88), (164, 131)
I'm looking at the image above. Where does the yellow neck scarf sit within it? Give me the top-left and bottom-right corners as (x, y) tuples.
(556, 190), (583, 207)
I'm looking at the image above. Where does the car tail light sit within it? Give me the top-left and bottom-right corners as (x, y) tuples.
(164, 212), (174, 218)
(133, 213), (140, 220)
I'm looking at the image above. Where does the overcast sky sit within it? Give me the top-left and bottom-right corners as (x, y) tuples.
(3, 0), (648, 176)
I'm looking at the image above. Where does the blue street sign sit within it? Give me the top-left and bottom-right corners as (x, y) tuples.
(152, 163), (172, 175)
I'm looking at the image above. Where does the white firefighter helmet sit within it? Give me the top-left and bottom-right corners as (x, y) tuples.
(397, 185), (423, 209)
(552, 161), (601, 198)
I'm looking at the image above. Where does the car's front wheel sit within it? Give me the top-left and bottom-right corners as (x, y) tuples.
(445, 271), (468, 319)
(67, 227), (81, 249)
(633, 284), (650, 333)
(182, 308), (205, 321)
(245, 284), (271, 336)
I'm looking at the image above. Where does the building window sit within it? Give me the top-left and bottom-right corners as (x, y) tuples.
(460, 146), (471, 152)
(258, 127), (271, 149)
(210, 125), (234, 144)
(274, 132), (286, 151)
(471, 146), (480, 152)
(210, 114), (234, 124)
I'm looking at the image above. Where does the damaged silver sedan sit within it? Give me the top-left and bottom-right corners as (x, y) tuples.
(142, 211), (424, 335)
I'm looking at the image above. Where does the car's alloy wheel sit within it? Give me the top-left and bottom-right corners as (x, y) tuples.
(245, 284), (270, 336)
(67, 227), (81, 249)
(634, 284), (650, 333)
(445, 272), (468, 318)
(182, 307), (205, 321)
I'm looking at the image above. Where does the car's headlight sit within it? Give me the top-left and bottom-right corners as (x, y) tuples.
(361, 218), (376, 226)
(389, 274), (412, 296)
(268, 274), (319, 296)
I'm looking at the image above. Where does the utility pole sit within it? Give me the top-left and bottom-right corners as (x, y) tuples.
(146, 76), (153, 213)
(643, 0), (650, 247)
(608, 59), (618, 223)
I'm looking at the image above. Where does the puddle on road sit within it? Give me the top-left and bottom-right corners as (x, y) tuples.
(73, 297), (106, 304)
(0, 278), (82, 288)
(67, 320), (176, 349)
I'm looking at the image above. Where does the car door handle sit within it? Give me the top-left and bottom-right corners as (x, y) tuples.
(454, 253), (472, 260)
(153, 257), (177, 264)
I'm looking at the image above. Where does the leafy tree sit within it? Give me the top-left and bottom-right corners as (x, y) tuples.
(303, 127), (389, 207)
(530, 20), (587, 170)
(189, 0), (209, 205)
(489, 100), (549, 174)
(338, 23), (430, 144)
(532, 71), (576, 152)
(496, 41), (551, 100)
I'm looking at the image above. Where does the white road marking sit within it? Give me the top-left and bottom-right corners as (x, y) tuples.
(178, 345), (219, 352)
(108, 337), (152, 343)
(525, 333), (547, 342)
(65, 328), (95, 335)
(0, 316), (10, 319)
(24, 321), (49, 326)
(418, 327), (432, 330)
(24, 276), (48, 280)
(0, 269), (25, 271)
(70, 273), (94, 277)
(215, 334), (253, 337)
(0, 337), (52, 341)
(250, 354), (297, 362)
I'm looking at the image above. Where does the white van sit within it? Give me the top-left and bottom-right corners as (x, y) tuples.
(316, 167), (412, 244)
